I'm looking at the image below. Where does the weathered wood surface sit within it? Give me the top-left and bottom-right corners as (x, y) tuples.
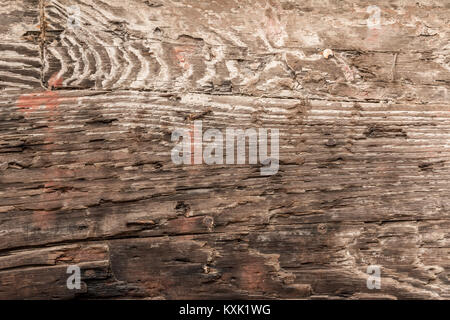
(0, 0), (449, 299)
(0, 0), (42, 91)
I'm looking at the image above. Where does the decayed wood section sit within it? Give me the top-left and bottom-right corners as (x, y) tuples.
(0, 0), (449, 299)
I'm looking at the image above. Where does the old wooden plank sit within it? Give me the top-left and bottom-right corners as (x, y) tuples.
(0, 220), (448, 299)
(0, 0), (42, 91)
(0, 243), (115, 299)
(0, 90), (448, 299)
(0, 0), (448, 300)
(41, 0), (450, 102)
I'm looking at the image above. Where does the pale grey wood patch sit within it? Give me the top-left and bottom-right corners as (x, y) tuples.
(39, 0), (450, 102)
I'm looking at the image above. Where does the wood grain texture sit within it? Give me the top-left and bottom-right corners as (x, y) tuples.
(0, 0), (449, 299)
(0, 0), (42, 91)
(41, 0), (450, 102)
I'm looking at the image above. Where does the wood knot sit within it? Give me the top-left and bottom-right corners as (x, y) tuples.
(317, 223), (327, 234)
(202, 216), (214, 231)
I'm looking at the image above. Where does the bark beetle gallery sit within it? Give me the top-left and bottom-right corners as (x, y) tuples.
(0, 0), (449, 300)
